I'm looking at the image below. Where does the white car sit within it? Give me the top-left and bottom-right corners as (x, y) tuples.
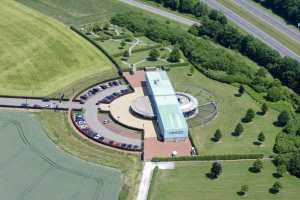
(93, 134), (101, 139)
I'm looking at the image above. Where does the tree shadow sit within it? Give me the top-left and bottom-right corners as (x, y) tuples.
(269, 188), (279, 194)
(237, 191), (245, 196)
(272, 173), (282, 179)
(248, 167), (260, 173)
(206, 173), (217, 180)
(256, 111), (265, 116)
(210, 137), (218, 142)
(234, 93), (242, 97)
(253, 141), (261, 146)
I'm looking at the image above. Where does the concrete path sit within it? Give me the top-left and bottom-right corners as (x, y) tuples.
(136, 162), (174, 200)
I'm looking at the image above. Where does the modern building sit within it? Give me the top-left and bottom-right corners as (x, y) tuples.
(145, 70), (188, 141)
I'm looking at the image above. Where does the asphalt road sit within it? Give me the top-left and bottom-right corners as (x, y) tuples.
(82, 85), (142, 146)
(204, 0), (300, 61)
(119, 0), (300, 61)
(0, 97), (82, 110)
(234, 0), (300, 44)
(118, 0), (199, 26)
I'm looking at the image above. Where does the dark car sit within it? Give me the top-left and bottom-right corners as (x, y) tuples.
(80, 95), (87, 100)
(42, 97), (50, 102)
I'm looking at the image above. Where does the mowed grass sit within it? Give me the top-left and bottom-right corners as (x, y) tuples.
(36, 111), (142, 200)
(217, 0), (300, 57)
(168, 67), (280, 155)
(0, 0), (115, 97)
(148, 160), (300, 200)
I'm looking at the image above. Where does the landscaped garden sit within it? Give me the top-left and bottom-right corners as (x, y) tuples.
(148, 160), (300, 200)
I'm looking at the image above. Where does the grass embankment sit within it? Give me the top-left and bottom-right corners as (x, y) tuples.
(148, 160), (300, 200)
(36, 111), (142, 200)
(0, 0), (115, 97)
(217, 0), (300, 56)
(169, 67), (280, 155)
(18, 0), (188, 30)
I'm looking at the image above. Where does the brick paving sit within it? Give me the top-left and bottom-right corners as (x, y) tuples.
(143, 137), (192, 161)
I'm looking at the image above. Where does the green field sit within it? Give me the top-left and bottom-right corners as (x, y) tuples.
(0, 111), (121, 200)
(36, 111), (142, 200)
(0, 0), (115, 97)
(18, 0), (188, 30)
(148, 160), (300, 200)
(217, 0), (300, 57)
(169, 67), (280, 155)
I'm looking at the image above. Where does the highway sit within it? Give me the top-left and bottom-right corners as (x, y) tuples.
(119, 0), (300, 61)
(204, 0), (300, 61)
(234, 0), (300, 44)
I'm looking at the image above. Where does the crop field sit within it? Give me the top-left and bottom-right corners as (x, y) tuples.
(169, 67), (280, 155)
(37, 111), (142, 200)
(0, 0), (115, 97)
(0, 111), (121, 200)
(148, 160), (300, 200)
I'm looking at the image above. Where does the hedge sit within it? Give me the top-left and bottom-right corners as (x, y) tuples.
(151, 154), (264, 162)
(113, 44), (162, 57)
(70, 26), (122, 72)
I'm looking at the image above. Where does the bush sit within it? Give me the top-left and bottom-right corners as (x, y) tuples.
(250, 159), (263, 173)
(233, 123), (244, 136)
(242, 108), (255, 123)
(277, 111), (290, 127)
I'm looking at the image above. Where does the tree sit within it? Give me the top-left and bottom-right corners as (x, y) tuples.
(270, 181), (282, 194)
(210, 162), (222, 178)
(240, 185), (249, 196)
(193, 2), (208, 17)
(214, 129), (222, 142)
(208, 9), (227, 25)
(234, 123), (244, 136)
(266, 86), (282, 102)
(238, 85), (245, 96)
(287, 152), (300, 177)
(149, 48), (160, 61)
(257, 132), (265, 143)
(277, 111), (290, 127)
(168, 47), (181, 62)
(276, 164), (286, 177)
(243, 109), (255, 123)
(256, 68), (267, 77)
(123, 50), (129, 58)
(251, 159), (263, 173)
(261, 103), (268, 115)
(120, 40), (126, 49)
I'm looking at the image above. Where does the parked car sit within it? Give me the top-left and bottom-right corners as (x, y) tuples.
(42, 97), (50, 102)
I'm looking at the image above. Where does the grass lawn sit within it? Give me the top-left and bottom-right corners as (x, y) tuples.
(0, 0), (115, 97)
(35, 111), (141, 200)
(148, 160), (300, 200)
(168, 67), (280, 155)
(217, 0), (300, 57)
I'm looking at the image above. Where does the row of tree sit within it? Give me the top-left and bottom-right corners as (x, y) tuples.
(149, 0), (300, 105)
(254, 0), (300, 28)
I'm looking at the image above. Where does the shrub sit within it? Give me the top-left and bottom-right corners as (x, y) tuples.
(210, 162), (222, 178)
(233, 123), (244, 136)
(257, 132), (266, 143)
(261, 103), (268, 115)
(148, 48), (160, 61)
(214, 129), (222, 142)
(242, 108), (255, 123)
(250, 159), (263, 173)
(277, 111), (290, 127)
